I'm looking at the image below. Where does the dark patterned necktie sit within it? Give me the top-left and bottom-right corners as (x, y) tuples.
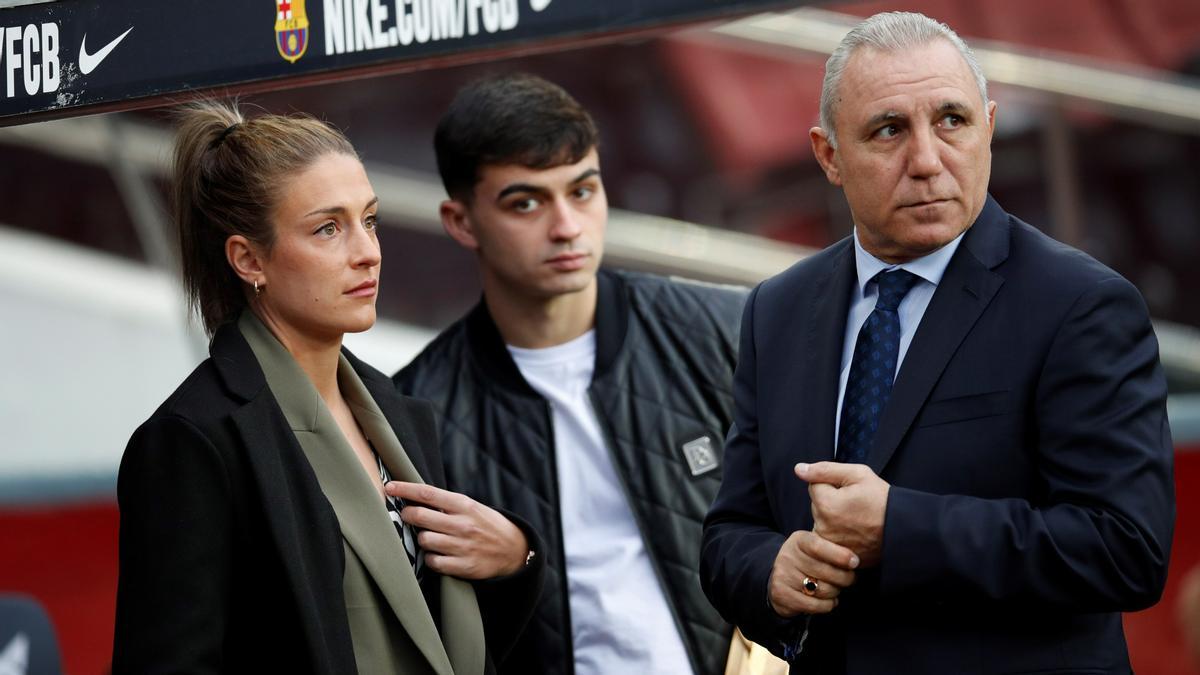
(836, 269), (920, 463)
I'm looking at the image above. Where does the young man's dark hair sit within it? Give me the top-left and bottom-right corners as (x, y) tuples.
(396, 73), (748, 675)
(434, 73), (598, 202)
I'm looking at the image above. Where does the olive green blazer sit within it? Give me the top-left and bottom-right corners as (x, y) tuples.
(242, 313), (484, 675)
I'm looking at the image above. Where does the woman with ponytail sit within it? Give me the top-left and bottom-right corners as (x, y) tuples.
(112, 101), (543, 674)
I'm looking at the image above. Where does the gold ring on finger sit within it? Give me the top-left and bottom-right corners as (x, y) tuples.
(801, 576), (820, 597)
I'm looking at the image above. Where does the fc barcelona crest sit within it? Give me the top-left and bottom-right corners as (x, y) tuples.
(274, 0), (309, 63)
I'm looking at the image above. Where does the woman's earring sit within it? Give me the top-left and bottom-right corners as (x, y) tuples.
(253, 279), (261, 297)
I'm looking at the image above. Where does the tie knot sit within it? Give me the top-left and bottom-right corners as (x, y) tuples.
(873, 269), (919, 311)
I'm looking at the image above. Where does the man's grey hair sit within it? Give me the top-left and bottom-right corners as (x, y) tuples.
(819, 12), (989, 148)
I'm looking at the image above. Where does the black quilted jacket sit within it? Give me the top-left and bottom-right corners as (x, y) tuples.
(394, 269), (746, 675)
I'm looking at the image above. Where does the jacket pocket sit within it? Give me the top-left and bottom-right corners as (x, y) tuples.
(914, 390), (1012, 428)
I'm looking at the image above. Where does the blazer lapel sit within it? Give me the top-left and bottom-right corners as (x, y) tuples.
(801, 242), (857, 464)
(302, 413), (457, 675)
(299, 360), (457, 675)
(757, 242), (855, 530)
(342, 358), (486, 675)
(866, 198), (1010, 474)
(344, 372), (428, 488)
(237, 313), (455, 675)
(210, 327), (357, 673)
(363, 387), (438, 487)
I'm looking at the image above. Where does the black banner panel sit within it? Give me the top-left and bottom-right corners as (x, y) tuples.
(0, 0), (794, 125)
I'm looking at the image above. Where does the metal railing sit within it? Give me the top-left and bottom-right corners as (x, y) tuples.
(708, 7), (1200, 134)
(0, 114), (812, 286)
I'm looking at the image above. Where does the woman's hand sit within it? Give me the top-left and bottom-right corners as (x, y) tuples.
(385, 481), (529, 580)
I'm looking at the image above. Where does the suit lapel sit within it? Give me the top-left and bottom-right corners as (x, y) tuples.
(866, 198), (1010, 474)
(294, 358), (461, 675)
(801, 242), (857, 464)
(342, 357), (486, 675)
(360, 382), (438, 486)
(210, 326), (356, 673)
(235, 313), (456, 675)
(344, 370), (427, 488)
(300, 409), (457, 675)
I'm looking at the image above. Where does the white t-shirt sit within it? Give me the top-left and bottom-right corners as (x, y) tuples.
(508, 330), (695, 675)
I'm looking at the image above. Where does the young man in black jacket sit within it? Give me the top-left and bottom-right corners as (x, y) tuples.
(394, 73), (746, 675)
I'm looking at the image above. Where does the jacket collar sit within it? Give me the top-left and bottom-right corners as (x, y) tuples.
(210, 318), (268, 403)
(793, 194), (1011, 477)
(207, 316), (486, 675)
(796, 238), (858, 469)
(206, 321), (357, 672)
(238, 311), (322, 431)
(344, 348), (443, 486)
(219, 313), (444, 487)
(225, 309), (442, 499)
(463, 268), (629, 395)
(240, 315), (463, 675)
(960, 193), (1011, 270)
(865, 194), (1010, 473)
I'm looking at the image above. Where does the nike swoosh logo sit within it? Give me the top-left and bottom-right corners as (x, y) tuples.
(79, 26), (133, 75)
(529, 0), (552, 11)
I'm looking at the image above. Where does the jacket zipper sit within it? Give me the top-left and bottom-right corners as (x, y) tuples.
(587, 389), (701, 675)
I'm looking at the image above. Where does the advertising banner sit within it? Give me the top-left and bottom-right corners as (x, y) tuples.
(0, 0), (794, 125)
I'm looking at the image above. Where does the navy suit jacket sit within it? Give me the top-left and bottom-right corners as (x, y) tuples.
(701, 197), (1175, 674)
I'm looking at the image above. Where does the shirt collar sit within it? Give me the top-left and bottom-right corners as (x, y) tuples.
(852, 227), (967, 295)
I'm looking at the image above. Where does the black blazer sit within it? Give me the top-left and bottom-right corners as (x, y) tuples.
(701, 197), (1175, 674)
(112, 323), (543, 674)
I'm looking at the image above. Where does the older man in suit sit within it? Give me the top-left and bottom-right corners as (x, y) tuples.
(700, 11), (1175, 674)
